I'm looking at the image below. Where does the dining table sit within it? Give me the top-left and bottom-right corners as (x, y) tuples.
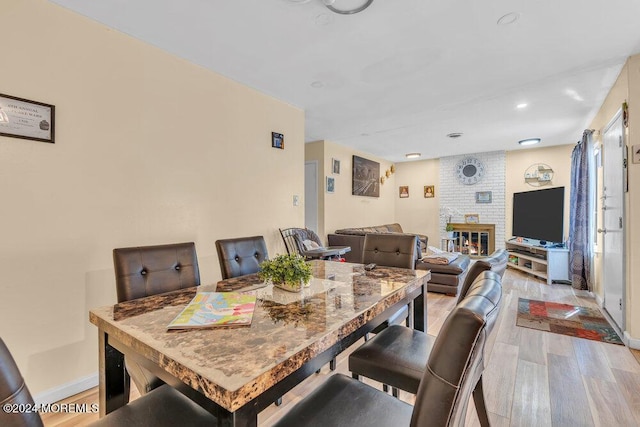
(89, 260), (430, 427)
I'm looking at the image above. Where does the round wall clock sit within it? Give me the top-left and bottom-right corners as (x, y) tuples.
(455, 157), (485, 185)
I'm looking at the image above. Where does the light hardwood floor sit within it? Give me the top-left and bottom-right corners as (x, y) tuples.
(42, 269), (640, 426)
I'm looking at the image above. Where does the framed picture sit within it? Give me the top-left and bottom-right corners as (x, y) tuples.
(352, 155), (380, 197)
(475, 191), (492, 203)
(424, 185), (435, 198)
(399, 186), (409, 198)
(465, 214), (480, 224)
(271, 132), (284, 149)
(0, 93), (55, 143)
(332, 158), (341, 174)
(326, 176), (335, 193)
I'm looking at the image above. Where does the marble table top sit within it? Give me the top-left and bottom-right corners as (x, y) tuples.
(90, 261), (428, 412)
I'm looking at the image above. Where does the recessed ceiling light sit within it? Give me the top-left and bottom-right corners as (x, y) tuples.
(518, 138), (541, 146)
(516, 103), (528, 109)
(447, 132), (463, 138)
(310, 80), (325, 88)
(497, 12), (521, 26)
(405, 153), (421, 159)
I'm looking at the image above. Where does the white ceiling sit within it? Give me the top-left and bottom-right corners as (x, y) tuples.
(50, 0), (640, 162)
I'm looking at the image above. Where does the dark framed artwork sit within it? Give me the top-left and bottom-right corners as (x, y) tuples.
(352, 155), (380, 197)
(271, 132), (284, 149)
(399, 186), (409, 198)
(0, 93), (55, 143)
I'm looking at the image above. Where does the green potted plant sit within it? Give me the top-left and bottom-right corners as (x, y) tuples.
(445, 223), (455, 238)
(258, 253), (313, 292)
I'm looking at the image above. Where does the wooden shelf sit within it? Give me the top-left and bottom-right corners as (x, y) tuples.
(506, 240), (568, 285)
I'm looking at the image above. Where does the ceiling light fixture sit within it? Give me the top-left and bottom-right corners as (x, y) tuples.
(447, 132), (463, 138)
(310, 80), (325, 88)
(405, 152), (421, 159)
(516, 103), (528, 109)
(518, 138), (541, 146)
(325, 0), (374, 15)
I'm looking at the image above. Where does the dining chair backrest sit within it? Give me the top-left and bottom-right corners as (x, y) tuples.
(362, 233), (417, 270)
(456, 249), (508, 304)
(215, 236), (269, 279)
(411, 270), (502, 427)
(113, 242), (200, 303)
(0, 337), (44, 427)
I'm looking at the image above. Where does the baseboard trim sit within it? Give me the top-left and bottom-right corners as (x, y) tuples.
(624, 332), (640, 350)
(33, 372), (98, 405)
(594, 293), (604, 307)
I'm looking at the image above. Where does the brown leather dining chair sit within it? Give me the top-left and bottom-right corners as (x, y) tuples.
(456, 248), (508, 304)
(272, 272), (499, 427)
(215, 235), (269, 279)
(347, 271), (502, 426)
(113, 242), (200, 396)
(0, 337), (216, 427)
(362, 233), (418, 333)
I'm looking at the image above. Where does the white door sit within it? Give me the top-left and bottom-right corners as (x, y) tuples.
(304, 161), (318, 234)
(601, 112), (625, 329)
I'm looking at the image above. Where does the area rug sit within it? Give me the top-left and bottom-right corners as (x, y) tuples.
(516, 298), (624, 345)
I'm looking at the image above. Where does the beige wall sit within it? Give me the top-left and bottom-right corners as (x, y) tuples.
(505, 144), (575, 241)
(393, 159), (441, 242)
(0, 0), (304, 395)
(310, 140), (396, 239)
(590, 54), (640, 341)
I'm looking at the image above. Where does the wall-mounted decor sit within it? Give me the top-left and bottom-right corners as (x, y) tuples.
(380, 176), (385, 184)
(399, 186), (409, 198)
(332, 158), (341, 174)
(475, 191), (492, 203)
(326, 176), (335, 193)
(465, 214), (479, 224)
(455, 157), (485, 185)
(271, 132), (284, 149)
(424, 185), (434, 198)
(632, 145), (640, 164)
(352, 155), (380, 197)
(0, 93), (55, 143)
(524, 163), (554, 186)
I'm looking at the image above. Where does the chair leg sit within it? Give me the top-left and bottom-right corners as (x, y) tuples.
(329, 358), (336, 371)
(352, 373), (360, 380)
(275, 397), (283, 406)
(364, 333), (371, 341)
(383, 384), (389, 393)
(472, 376), (490, 427)
(392, 387), (399, 398)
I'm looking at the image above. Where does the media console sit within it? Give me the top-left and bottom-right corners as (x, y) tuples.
(505, 240), (569, 285)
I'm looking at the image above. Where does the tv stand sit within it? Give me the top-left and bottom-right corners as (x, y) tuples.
(505, 240), (569, 285)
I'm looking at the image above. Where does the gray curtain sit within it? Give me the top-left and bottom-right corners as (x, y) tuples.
(569, 130), (594, 290)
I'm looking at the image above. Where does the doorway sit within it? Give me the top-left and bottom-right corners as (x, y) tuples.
(600, 111), (626, 329)
(304, 161), (318, 234)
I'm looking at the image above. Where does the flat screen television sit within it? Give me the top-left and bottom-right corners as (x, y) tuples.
(512, 186), (564, 244)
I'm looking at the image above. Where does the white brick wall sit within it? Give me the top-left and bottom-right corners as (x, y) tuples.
(439, 151), (506, 250)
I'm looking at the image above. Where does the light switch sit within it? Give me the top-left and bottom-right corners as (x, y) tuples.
(293, 195), (299, 206)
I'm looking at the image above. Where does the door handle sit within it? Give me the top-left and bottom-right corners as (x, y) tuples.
(597, 228), (607, 234)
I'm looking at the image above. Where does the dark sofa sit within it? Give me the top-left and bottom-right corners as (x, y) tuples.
(328, 223), (471, 295)
(327, 223), (426, 263)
